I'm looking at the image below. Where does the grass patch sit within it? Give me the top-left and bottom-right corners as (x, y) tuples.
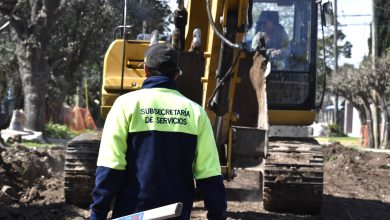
(316, 136), (361, 148)
(21, 140), (58, 148)
(316, 136), (360, 142)
(5, 139), (58, 148)
(44, 122), (77, 139)
(327, 124), (347, 137)
(4, 123), (94, 148)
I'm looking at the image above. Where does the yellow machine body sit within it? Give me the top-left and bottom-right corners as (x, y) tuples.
(101, 40), (148, 118)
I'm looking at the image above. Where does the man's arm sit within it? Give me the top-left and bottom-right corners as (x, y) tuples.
(193, 110), (227, 220)
(196, 175), (227, 220)
(90, 97), (130, 220)
(279, 26), (290, 56)
(90, 167), (126, 220)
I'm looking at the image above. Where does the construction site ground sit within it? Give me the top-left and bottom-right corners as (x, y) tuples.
(0, 141), (390, 220)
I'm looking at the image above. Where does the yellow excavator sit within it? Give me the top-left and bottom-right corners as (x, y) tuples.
(65, 0), (334, 214)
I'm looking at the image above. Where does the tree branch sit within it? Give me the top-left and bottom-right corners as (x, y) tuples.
(8, 14), (25, 37)
(32, 0), (66, 44)
(48, 45), (74, 70)
(0, 0), (28, 39)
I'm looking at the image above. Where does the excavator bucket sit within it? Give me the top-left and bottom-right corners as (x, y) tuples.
(235, 51), (323, 215)
(230, 51), (268, 168)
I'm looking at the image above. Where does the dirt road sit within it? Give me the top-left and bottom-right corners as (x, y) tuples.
(0, 143), (390, 219)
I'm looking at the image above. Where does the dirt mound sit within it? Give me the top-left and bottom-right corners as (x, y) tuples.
(320, 143), (390, 220)
(323, 142), (390, 203)
(0, 143), (91, 219)
(0, 144), (64, 206)
(1, 142), (390, 219)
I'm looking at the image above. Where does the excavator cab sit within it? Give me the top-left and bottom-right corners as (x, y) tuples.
(237, 0), (321, 128)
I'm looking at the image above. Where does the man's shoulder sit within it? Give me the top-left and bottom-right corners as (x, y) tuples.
(117, 89), (146, 101)
(111, 90), (146, 112)
(179, 94), (207, 116)
(155, 89), (208, 120)
(275, 24), (288, 34)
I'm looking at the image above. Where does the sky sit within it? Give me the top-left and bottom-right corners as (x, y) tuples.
(337, 0), (372, 66)
(167, 0), (372, 66)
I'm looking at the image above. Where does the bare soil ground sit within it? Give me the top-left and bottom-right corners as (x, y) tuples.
(0, 142), (390, 219)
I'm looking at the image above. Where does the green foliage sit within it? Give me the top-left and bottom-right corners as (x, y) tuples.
(44, 0), (171, 122)
(386, 85), (390, 105)
(0, 19), (17, 100)
(44, 122), (76, 139)
(108, 0), (172, 36)
(0, 0), (171, 125)
(317, 29), (353, 73)
(328, 123), (347, 137)
(316, 28), (353, 103)
(373, 0), (390, 57)
(46, 0), (118, 113)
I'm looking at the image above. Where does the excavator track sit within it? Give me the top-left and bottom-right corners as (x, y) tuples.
(263, 137), (323, 214)
(64, 132), (101, 207)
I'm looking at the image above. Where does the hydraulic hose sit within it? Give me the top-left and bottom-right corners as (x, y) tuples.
(205, 0), (241, 49)
(316, 1), (327, 110)
(207, 51), (241, 109)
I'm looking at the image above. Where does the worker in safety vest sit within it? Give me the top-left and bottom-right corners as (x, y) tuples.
(90, 43), (227, 220)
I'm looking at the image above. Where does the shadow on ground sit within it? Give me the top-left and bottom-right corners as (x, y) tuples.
(220, 194), (390, 220)
(0, 203), (89, 220)
(1, 195), (389, 219)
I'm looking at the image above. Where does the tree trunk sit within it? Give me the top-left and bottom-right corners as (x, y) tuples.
(377, 94), (389, 149)
(2, 0), (66, 132)
(355, 104), (367, 147)
(15, 41), (49, 132)
(360, 96), (374, 148)
(370, 93), (380, 149)
(355, 104), (366, 126)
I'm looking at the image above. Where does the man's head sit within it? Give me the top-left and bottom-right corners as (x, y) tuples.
(144, 43), (181, 79)
(258, 11), (279, 32)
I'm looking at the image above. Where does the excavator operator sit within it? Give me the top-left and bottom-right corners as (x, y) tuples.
(253, 10), (289, 58)
(90, 43), (227, 220)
